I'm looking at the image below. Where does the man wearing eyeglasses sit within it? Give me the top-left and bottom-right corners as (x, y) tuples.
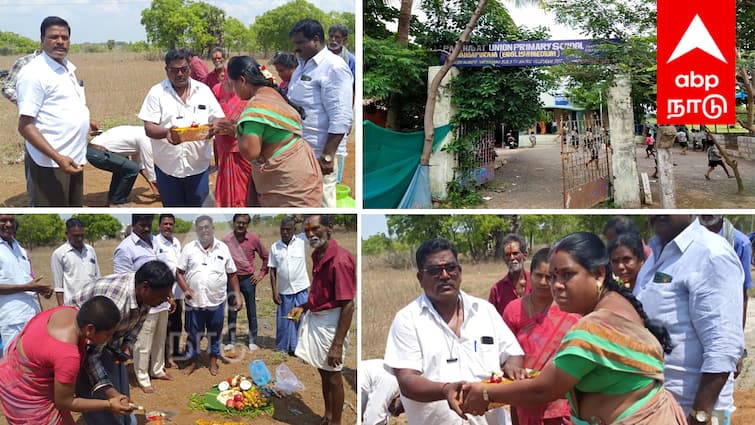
(138, 48), (224, 207)
(384, 238), (525, 425)
(287, 215), (355, 425)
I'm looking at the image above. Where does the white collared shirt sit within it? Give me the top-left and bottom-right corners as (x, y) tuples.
(384, 290), (523, 424)
(155, 233), (183, 299)
(360, 359), (400, 425)
(16, 51), (90, 168)
(90, 125), (156, 181)
(0, 238), (38, 327)
(138, 78), (224, 177)
(51, 241), (100, 305)
(178, 238), (237, 308)
(287, 48), (353, 157)
(268, 233), (309, 295)
(113, 232), (158, 274)
(635, 218), (744, 412)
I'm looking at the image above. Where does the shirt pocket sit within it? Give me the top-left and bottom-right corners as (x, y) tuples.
(476, 335), (502, 372)
(292, 80), (317, 108)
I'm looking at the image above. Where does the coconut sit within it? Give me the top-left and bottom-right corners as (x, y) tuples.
(239, 380), (252, 391)
(218, 381), (230, 392)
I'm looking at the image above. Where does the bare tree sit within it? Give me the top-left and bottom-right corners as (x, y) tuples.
(420, 0), (490, 164)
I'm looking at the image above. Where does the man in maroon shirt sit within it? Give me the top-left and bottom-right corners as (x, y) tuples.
(288, 215), (356, 425)
(221, 214), (268, 354)
(488, 233), (531, 316)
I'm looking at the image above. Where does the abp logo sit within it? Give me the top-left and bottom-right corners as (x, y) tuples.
(657, 0), (734, 124)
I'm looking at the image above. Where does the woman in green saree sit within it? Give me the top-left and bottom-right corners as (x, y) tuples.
(452, 232), (686, 425)
(226, 56), (322, 207)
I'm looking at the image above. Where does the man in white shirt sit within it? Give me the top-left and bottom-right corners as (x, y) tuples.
(52, 217), (100, 305)
(635, 215), (744, 425)
(176, 215), (243, 376)
(287, 19), (353, 207)
(138, 48), (224, 207)
(360, 358), (404, 425)
(268, 216), (309, 355)
(154, 213), (183, 369)
(384, 238), (524, 425)
(113, 214), (173, 393)
(16, 16), (100, 206)
(0, 214), (53, 356)
(86, 125), (160, 206)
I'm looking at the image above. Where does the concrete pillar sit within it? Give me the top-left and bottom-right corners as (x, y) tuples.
(427, 66), (459, 200)
(607, 76), (641, 208)
(656, 125), (677, 208)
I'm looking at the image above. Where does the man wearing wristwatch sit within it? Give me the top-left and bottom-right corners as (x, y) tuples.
(635, 216), (745, 425)
(287, 19), (353, 208)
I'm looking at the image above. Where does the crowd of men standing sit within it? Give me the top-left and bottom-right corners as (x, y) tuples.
(3, 15), (355, 207)
(0, 213), (356, 425)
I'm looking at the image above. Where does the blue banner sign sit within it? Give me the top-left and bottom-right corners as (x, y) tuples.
(440, 39), (609, 67)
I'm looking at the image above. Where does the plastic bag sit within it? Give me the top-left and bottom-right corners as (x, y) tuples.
(274, 363), (305, 396)
(249, 360), (272, 387)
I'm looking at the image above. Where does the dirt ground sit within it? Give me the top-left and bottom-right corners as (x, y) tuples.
(0, 51), (356, 207)
(480, 134), (755, 209)
(0, 227), (358, 425)
(0, 141), (356, 208)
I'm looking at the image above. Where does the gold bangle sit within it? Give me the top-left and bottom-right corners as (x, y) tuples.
(107, 399), (112, 409)
(483, 388), (490, 402)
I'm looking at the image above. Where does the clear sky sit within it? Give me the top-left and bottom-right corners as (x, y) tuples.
(0, 0), (355, 43)
(362, 214), (388, 239)
(383, 0), (585, 40)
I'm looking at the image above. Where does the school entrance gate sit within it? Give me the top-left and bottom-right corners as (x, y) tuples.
(559, 118), (612, 208)
(436, 39), (615, 207)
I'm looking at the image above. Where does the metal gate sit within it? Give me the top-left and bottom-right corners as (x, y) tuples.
(560, 118), (612, 208)
(456, 121), (497, 186)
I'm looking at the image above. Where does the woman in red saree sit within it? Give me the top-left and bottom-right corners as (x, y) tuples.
(0, 296), (131, 424)
(211, 69), (251, 207)
(503, 248), (580, 425)
(226, 56), (322, 207)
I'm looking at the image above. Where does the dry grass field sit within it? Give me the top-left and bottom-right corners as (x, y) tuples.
(362, 252), (755, 425)
(361, 254), (506, 360)
(0, 215), (358, 425)
(0, 52), (356, 206)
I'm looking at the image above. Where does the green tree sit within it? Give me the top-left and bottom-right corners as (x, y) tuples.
(250, 0), (329, 57)
(362, 233), (395, 255)
(224, 17), (253, 54)
(736, 1), (755, 131)
(188, 1), (226, 54)
(72, 214), (123, 245)
(0, 31), (38, 55)
(387, 215), (507, 262)
(149, 216), (192, 234)
(546, 0), (657, 122)
(107, 39), (116, 50)
(364, 0), (399, 39)
(334, 215), (357, 231)
(141, 0), (224, 53)
(363, 36), (433, 130)
(15, 215), (65, 249)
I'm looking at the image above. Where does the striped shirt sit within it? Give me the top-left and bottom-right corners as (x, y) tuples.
(69, 272), (150, 394)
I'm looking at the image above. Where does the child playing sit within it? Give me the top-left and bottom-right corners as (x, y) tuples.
(645, 134), (655, 158)
(705, 138), (733, 180)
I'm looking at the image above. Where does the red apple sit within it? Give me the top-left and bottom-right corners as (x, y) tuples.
(233, 393), (244, 402)
(225, 399), (234, 409)
(234, 401), (245, 410)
